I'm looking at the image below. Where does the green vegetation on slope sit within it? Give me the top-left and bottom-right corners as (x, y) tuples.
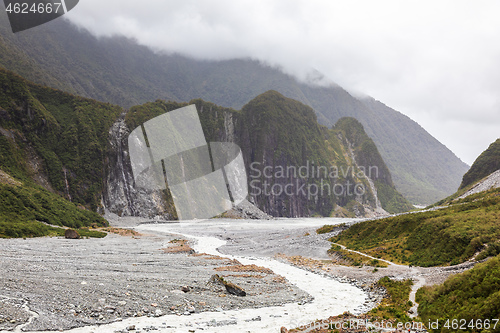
(0, 68), (121, 210)
(460, 138), (500, 189)
(331, 188), (500, 267)
(0, 182), (107, 238)
(416, 254), (500, 332)
(370, 277), (413, 322)
(0, 69), (115, 237)
(333, 117), (413, 213)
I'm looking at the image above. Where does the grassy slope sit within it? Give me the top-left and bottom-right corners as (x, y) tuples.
(331, 188), (500, 267)
(416, 254), (500, 332)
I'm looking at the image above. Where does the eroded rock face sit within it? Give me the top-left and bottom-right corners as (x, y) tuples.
(102, 116), (174, 220)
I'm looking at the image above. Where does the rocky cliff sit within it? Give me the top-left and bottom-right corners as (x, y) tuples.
(117, 91), (412, 218)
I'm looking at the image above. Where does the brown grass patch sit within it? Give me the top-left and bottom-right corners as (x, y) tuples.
(223, 274), (265, 279)
(214, 264), (274, 274)
(276, 253), (328, 270)
(101, 227), (141, 237)
(161, 239), (194, 254)
(272, 275), (287, 283)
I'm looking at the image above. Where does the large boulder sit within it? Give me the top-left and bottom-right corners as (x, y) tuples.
(64, 229), (80, 239)
(209, 274), (246, 297)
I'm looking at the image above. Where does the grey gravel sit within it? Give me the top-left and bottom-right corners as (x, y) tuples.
(0, 231), (308, 331)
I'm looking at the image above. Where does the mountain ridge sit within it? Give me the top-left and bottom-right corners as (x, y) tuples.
(0, 13), (469, 204)
(116, 89), (413, 218)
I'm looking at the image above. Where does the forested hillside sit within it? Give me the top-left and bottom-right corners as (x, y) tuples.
(0, 69), (115, 237)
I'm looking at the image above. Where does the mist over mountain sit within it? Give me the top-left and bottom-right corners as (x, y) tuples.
(0, 14), (469, 204)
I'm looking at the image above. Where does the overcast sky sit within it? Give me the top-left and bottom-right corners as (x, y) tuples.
(66, 0), (500, 165)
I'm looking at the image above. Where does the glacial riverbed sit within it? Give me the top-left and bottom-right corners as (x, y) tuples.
(2, 218), (374, 333)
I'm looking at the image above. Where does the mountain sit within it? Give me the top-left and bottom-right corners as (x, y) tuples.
(0, 69), (409, 236)
(0, 13), (469, 205)
(108, 90), (412, 218)
(459, 138), (500, 189)
(428, 138), (500, 206)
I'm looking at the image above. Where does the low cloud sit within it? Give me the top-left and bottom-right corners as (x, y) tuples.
(66, 0), (500, 165)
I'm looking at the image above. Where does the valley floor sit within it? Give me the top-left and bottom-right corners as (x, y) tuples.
(0, 216), (480, 332)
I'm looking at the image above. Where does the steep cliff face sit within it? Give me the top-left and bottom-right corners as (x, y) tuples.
(102, 116), (175, 219)
(114, 91), (410, 218)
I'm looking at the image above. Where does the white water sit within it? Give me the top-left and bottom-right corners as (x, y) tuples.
(24, 219), (368, 333)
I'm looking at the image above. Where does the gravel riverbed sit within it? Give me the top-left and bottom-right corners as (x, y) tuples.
(0, 229), (309, 331)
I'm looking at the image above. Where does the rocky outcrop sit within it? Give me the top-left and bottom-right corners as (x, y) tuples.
(209, 274), (246, 297)
(220, 199), (272, 220)
(102, 115), (174, 219)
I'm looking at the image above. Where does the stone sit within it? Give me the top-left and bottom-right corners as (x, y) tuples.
(126, 325), (136, 331)
(65, 229), (80, 239)
(224, 281), (246, 296)
(209, 274), (246, 296)
(181, 286), (190, 293)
